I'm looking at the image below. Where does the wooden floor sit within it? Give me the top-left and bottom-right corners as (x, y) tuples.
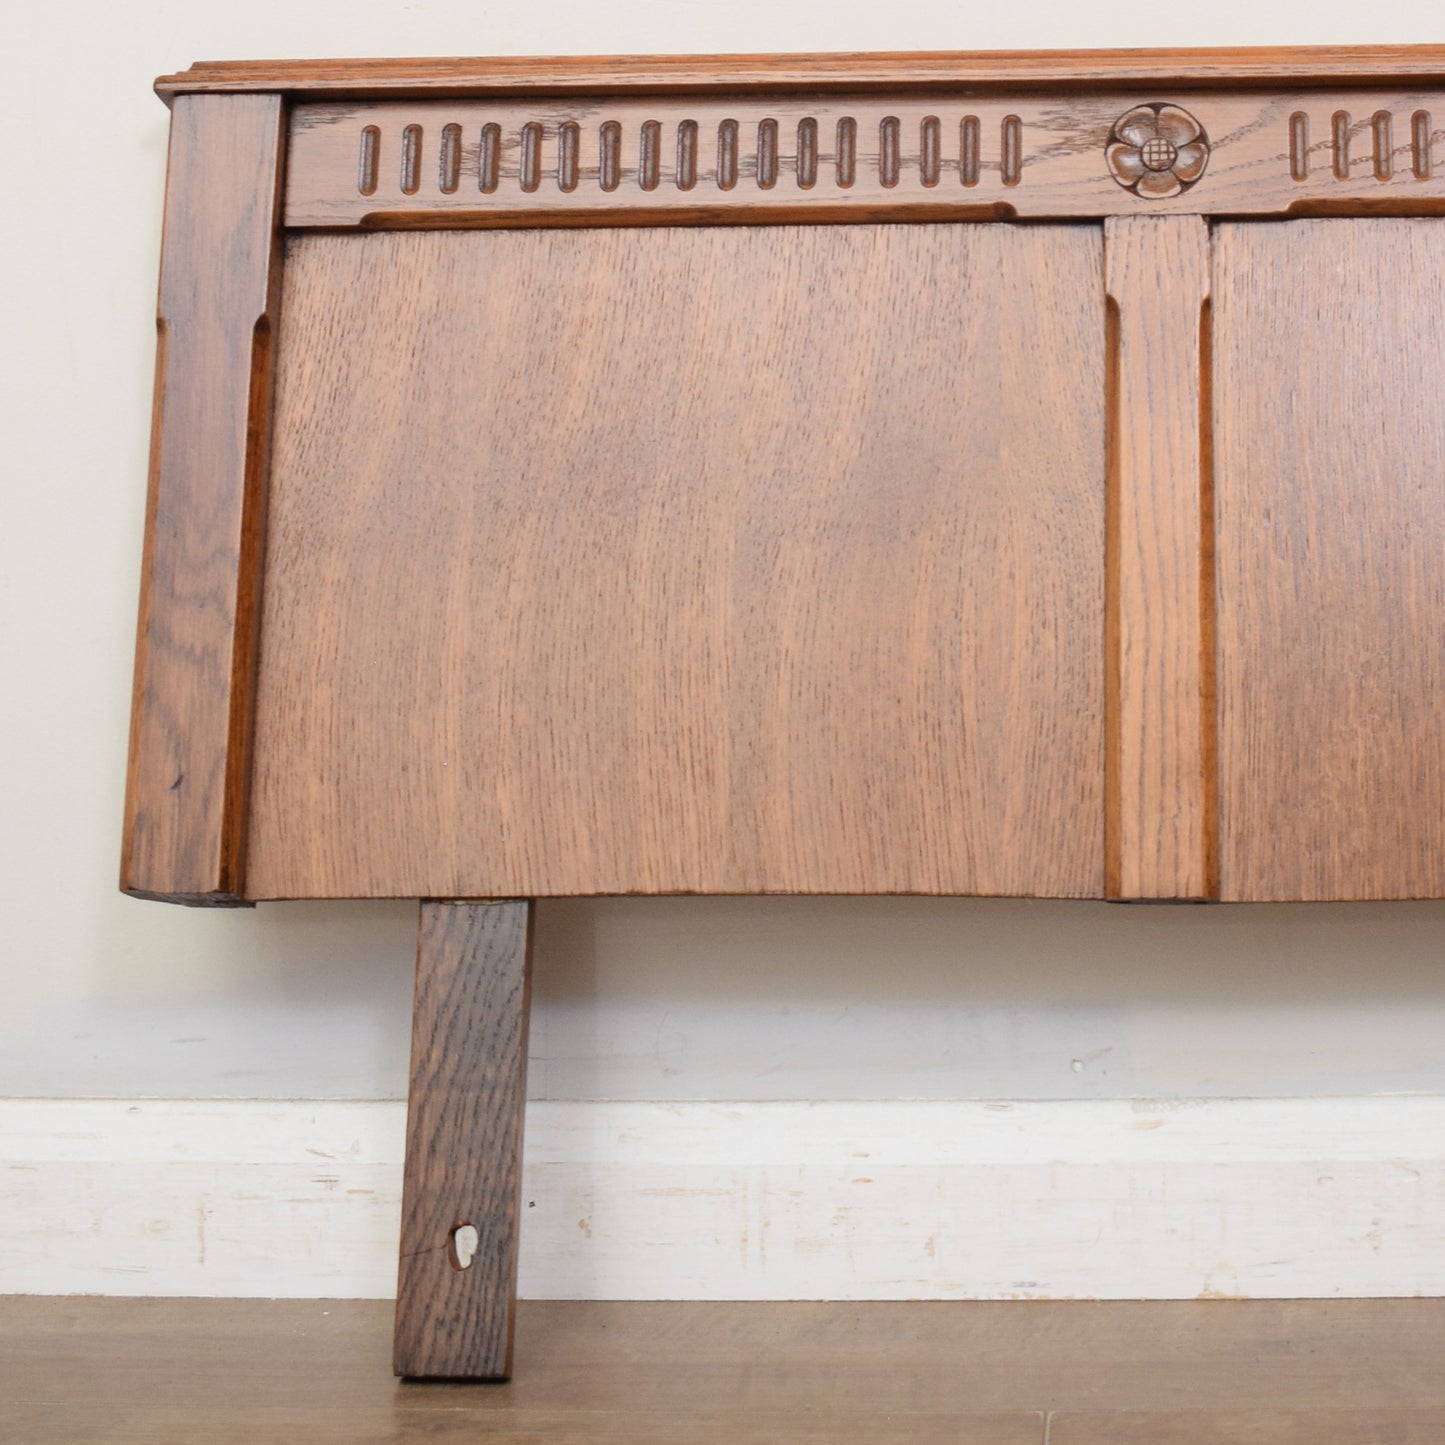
(3, 1297), (1444, 1443)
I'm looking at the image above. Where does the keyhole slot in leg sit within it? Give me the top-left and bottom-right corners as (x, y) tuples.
(448, 1223), (479, 1271)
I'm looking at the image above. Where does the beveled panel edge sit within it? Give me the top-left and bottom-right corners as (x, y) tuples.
(157, 46), (1445, 102)
(285, 89), (1445, 227)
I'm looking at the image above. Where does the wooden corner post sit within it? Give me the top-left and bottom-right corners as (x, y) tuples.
(122, 93), (285, 904)
(395, 900), (535, 1379)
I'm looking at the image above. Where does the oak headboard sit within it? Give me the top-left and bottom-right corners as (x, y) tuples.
(123, 47), (1445, 1376)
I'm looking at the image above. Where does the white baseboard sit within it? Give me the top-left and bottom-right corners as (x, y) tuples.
(2, 1097), (1442, 1299)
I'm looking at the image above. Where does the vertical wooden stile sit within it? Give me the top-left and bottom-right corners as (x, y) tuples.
(121, 93), (285, 903)
(1104, 216), (1218, 900)
(395, 900), (534, 1379)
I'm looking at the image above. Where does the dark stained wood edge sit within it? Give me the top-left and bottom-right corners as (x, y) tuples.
(1104, 289), (1123, 898)
(156, 46), (1445, 103)
(395, 901), (534, 1381)
(342, 201), (1025, 230)
(121, 94), (286, 906)
(1198, 289), (1220, 902)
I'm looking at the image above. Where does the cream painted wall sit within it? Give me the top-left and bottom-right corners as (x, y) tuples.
(3, 1), (1445, 1120)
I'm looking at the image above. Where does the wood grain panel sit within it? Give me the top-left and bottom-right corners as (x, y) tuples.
(1104, 217), (1215, 899)
(1214, 220), (1445, 900)
(285, 91), (1445, 228)
(395, 901), (532, 1380)
(121, 94), (284, 904)
(247, 224), (1105, 899)
(155, 46), (1445, 101)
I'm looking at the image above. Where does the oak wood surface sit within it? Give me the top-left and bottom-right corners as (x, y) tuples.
(1214, 219), (1445, 900)
(246, 223), (1106, 900)
(121, 93), (285, 905)
(395, 901), (533, 1379)
(285, 90), (1445, 228)
(1104, 217), (1215, 900)
(6, 1297), (1445, 1443)
(155, 46), (1445, 101)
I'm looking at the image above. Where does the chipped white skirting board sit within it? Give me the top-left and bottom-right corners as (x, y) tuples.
(2, 1097), (1442, 1300)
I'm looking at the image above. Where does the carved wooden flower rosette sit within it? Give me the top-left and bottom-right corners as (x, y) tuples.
(1106, 103), (1210, 198)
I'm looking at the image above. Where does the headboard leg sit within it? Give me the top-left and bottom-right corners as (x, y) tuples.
(394, 898), (534, 1379)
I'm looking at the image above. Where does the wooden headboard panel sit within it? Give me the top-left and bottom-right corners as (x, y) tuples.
(245, 223), (1104, 900)
(123, 48), (1445, 908)
(121, 46), (1445, 1379)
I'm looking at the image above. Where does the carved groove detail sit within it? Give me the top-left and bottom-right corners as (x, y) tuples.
(439, 123), (461, 193)
(717, 118), (738, 189)
(961, 115), (981, 187)
(400, 123), (422, 195)
(756, 118), (779, 189)
(1373, 110), (1393, 180)
(1413, 110), (1434, 178)
(558, 121), (580, 193)
(1293, 103), (1443, 186)
(346, 108), (1037, 202)
(879, 116), (900, 188)
(920, 115), (941, 187)
(639, 119), (662, 191)
(1288, 111), (1309, 181)
(357, 124), (380, 195)
(1332, 110), (1352, 179)
(599, 120), (621, 192)
(676, 119), (698, 191)
(835, 116), (856, 188)
(479, 122), (500, 193)
(796, 117), (818, 189)
(519, 121), (542, 193)
(1001, 114), (1023, 187)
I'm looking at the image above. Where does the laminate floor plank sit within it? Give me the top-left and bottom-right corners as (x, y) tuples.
(2, 1297), (1444, 1442)
(1049, 1410), (1445, 1444)
(1, 1402), (1043, 1445)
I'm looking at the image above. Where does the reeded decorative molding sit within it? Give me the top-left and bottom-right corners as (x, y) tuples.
(286, 90), (1445, 225)
(1289, 105), (1436, 183)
